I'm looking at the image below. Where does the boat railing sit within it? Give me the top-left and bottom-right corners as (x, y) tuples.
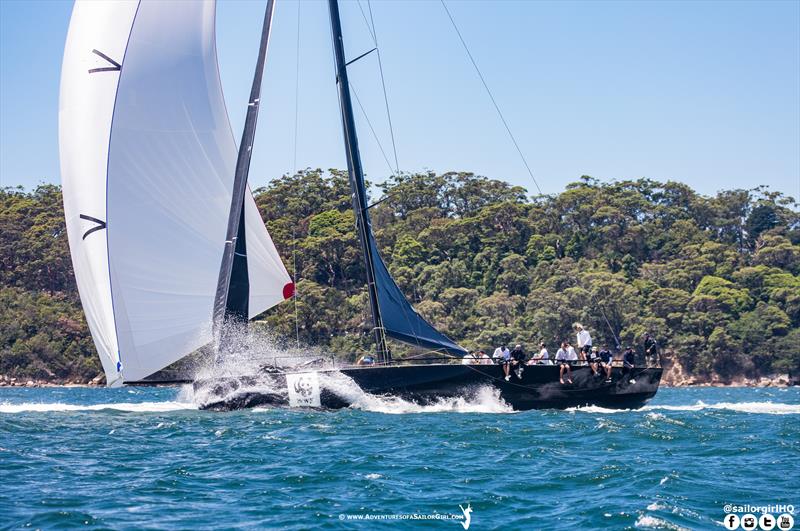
(264, 355), (657, 370)
(359, 358), (652, 369)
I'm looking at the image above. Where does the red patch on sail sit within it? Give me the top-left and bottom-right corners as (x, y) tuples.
(283, 282), (296, 299)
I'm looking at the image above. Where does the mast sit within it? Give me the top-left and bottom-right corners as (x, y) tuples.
(212, 0), (276, 348)
(327, 0), (389, 362)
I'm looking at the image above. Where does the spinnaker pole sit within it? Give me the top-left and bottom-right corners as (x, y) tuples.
(212, 0), (276, 348)
(327, 0), (389, 362)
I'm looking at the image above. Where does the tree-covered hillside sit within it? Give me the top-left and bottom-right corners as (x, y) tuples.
(1, 174), (798, 383)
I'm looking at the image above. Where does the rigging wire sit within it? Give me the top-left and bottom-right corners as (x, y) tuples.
(293, 228), (300, 349)
(292, 0), (301, 173)
(565, 270), (621, 350)
(356, 0), (376, 42)
(350, 82), (397, 176)
(353, 0), (400, 176)
(367, 0), (400, 176)
(438, 2), (625, 351)
(598, 304), (621, 350)
(292, 0), (301, 349)
(439, 0), (543, 196)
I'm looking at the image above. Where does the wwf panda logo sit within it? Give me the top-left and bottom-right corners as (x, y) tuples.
(293, 376), (314, 398)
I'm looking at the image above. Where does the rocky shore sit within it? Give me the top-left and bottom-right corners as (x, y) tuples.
(661, 376), (795, 387)
(0, 374), (104, 387)
(660, 358), (797, 387)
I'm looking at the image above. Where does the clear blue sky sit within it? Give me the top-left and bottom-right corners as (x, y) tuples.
(1, 0), (798, 199)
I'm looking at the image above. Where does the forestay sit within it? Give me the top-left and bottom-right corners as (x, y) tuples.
(60, 0), (291, 385)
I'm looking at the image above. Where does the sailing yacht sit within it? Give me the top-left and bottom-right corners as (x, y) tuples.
(59, 0), (662, 411)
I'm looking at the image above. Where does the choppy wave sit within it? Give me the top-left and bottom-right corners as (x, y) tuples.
(1, 386), (798, 529)
(635, 514), (689, 530)
(568, 401), (800, 415)
(0, 401), (196, 414)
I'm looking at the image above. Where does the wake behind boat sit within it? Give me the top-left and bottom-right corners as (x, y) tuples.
(60, 0), (662, 412)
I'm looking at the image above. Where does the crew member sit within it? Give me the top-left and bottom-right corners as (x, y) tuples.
(528, 342), (551, 365)
(555, 341), (575, 384)
(598, 345), (613, 381)
(575, 323), (592, 361)
(493, 345), (510, 363)
(357, 354), (375, 366)
(566, 342), (579, 364)
(510, 344), (526, 379)
(588, 346), (601, 376)
(462, 351), (478, 365)
(494, 345), (512, 381)
(622, 346), (636, 383)
(644, 333), (659, 367)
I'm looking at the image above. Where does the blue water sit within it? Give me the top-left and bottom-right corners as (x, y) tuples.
(1, 386), (798, 530)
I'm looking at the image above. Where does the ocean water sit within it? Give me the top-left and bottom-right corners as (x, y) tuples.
(1, 385), (798, 530)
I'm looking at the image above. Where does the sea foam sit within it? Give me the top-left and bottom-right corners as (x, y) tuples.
(635, 514), (689, 530)
(0, 401), (196, 414)
(349, 385), (515, 414)
(568, 401), (800, 415)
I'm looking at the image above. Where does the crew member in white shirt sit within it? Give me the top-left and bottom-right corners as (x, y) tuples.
(566, 342), (579, 364)
(555, 341), (574, 384)
(528, 342), (552, 365)
(575, 323), (592, 361)
(492, 345), (510, 362)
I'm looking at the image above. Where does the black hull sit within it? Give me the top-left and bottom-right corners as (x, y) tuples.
(195, 364), (662, 412)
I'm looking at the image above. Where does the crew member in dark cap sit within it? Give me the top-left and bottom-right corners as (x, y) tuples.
(588, 346), (601, 377)
(622, 345), (636, 373)
(643, 333), (659, 367)
(622, 345), (636, 383)
(510, 344), (526, 379)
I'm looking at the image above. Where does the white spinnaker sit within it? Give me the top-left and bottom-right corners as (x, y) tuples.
(59, 0), (139, 387)
(107, 0), (292, 382)
(244, 189), (293, 319)
(61, 0), (291, 384)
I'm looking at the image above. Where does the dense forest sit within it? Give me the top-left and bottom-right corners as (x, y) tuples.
(1, 172), (798, 384)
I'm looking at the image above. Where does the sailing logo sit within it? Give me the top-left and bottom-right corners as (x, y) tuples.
(286, 372), (321, 407)
(458, 504), (472, 530)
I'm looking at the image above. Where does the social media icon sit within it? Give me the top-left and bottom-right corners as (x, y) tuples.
(724, 514), (741, 530)
(743, 514), (758, 530)
(777, 514), (794, 530)
(761, 514), (776, 531)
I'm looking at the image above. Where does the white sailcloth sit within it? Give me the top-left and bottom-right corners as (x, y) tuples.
(244, 187), (295, 318)
(59, 0), (139, 387)
(59, 0), (291, 385)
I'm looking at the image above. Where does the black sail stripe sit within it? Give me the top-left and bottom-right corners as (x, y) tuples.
(91, 49), (121, 68)
(79, 214), (107, 240)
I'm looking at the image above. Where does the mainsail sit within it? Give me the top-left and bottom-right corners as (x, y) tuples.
(369, 239), (467, 355)
(60, 0), (291, 385)
(327, 0), (466, 358)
